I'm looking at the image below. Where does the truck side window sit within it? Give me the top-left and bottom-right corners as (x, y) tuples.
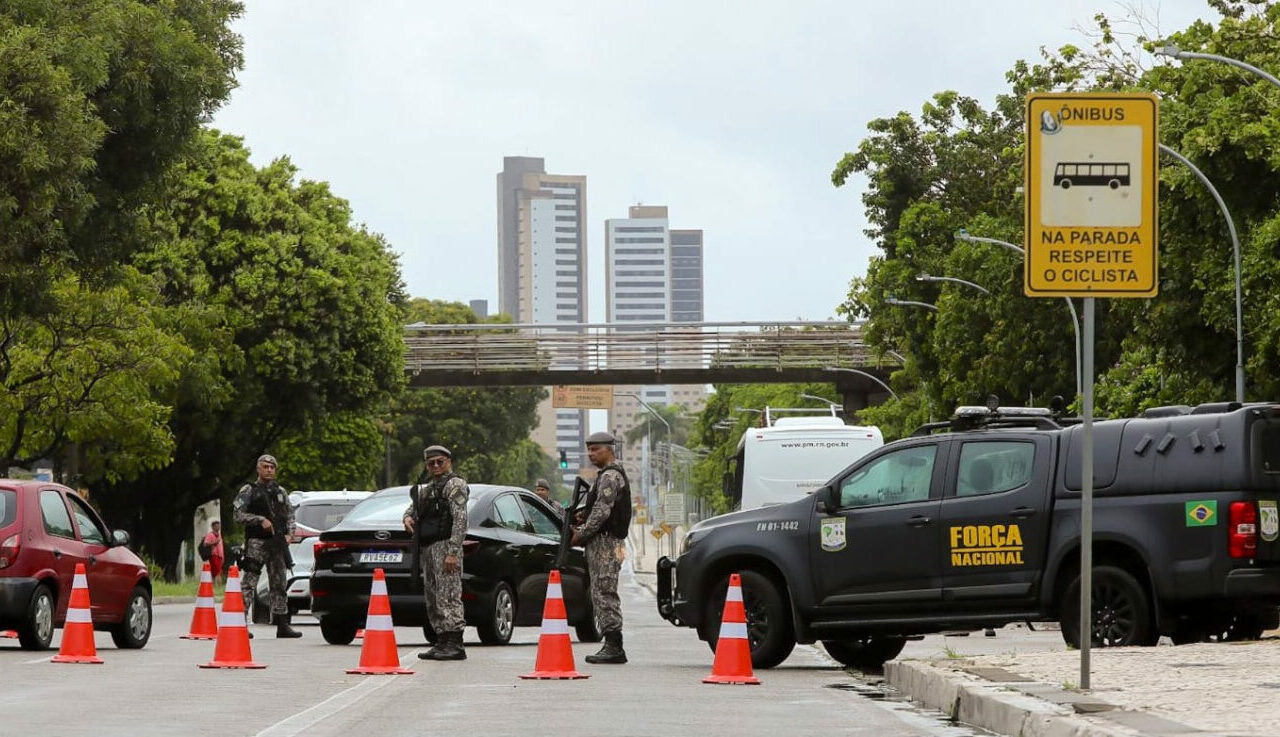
(957, 441), (1035, 497)
(839, 445), (936, 508)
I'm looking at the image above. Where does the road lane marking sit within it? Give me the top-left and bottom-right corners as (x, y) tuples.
(23, 656), (52, 664)
(253, 668), (415, 737)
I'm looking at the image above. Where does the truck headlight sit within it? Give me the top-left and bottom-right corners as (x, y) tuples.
(680, 532), (699, 555)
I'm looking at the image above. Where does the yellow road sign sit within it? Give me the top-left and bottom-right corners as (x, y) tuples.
(1025, 92), (1158, 298)
(660, 522), (674, 536)
(651, 528), (665, 540)
(551, 385), (615, 409)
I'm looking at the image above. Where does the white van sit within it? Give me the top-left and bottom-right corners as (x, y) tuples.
(725, 410), (883, 510)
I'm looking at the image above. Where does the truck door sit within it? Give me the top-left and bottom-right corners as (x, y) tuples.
(939, 436), (1053, 605)
(813, 440), (947, 611)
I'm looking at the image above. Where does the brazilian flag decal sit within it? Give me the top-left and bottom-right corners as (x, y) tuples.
(1185, 500), (1218, 527)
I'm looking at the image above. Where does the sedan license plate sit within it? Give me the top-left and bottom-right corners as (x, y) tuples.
(358, 550), (403, 564)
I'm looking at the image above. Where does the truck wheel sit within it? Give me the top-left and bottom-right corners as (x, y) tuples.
(319, 617), (358, 645)
(699, 570), (795, 669)
(822, 637), (906, 669)
(1059, 565), (1156, 648)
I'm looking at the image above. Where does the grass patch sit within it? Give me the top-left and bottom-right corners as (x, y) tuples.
(943, 645), (966, 659)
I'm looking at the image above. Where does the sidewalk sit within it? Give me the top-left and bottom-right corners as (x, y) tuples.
(886, 636), (1280, 736)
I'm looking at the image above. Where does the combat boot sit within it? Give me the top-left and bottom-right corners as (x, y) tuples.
(584, 631), (627, 664)
(424, 631), (466, 661)
(275, 613), (302, 638)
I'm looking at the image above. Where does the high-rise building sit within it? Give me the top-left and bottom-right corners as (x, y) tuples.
(496, 157), (587, 484)
(604, 207), (707, 487)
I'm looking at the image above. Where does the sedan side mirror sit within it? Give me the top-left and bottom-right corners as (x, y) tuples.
(111, 529), (131, 547)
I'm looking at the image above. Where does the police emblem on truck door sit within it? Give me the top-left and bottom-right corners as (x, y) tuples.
(1260, 501), (1279, 543)
(820, 518), (846, 552)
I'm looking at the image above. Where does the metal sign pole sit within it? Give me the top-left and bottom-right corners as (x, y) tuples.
(1080, 297), (1095, 690)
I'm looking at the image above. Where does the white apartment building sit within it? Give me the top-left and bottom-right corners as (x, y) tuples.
(496, 157), (587, 485)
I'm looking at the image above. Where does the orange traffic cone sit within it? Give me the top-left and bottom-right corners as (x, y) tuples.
(51, 563), (102, 664)
(199, 565), (265, 669)
(347, 568), (412, 674)
(180, 562), (219, 640)
(520, 569), (587, 680)
(703, 573), (759, 685)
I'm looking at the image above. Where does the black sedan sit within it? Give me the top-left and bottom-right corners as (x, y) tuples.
(309, 484), (599, 646)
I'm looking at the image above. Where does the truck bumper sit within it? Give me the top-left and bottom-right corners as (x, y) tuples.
(1224, 567), (1280, 600)
(656, 556), (681, 625)
(656, 555), (702, 628)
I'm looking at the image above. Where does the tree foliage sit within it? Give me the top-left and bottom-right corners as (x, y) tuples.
(0, 0), (243, 313)
(92, 130), (407, 572)
(830, 1), (1280, 429)
(0, 267), (189, 479)
(380, 299), (548, 491)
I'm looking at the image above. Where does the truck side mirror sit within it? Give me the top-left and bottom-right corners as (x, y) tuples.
(821, 485), (840, 513)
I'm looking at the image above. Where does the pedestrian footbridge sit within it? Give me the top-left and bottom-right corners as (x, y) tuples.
(404, 321), (897, 410)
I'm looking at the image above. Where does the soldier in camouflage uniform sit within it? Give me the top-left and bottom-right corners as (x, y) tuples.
(233, 454), (301, 638)
(572, 431), (632, 664)
(402, 445), (469, 661)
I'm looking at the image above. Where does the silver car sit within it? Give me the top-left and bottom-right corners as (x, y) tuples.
(252, 490), (371, 622)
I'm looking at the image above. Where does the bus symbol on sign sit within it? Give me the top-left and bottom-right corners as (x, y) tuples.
(1053, 161), (1131, 190)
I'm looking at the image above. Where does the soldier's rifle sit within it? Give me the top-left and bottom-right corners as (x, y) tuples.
(554, 476), (591, 571)
(408, 467), (431, 592)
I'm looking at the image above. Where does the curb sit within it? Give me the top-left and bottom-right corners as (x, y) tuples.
(885, 660), (1140, 737)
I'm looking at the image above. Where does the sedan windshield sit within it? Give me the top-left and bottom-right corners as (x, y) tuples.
(296, 502), (361, 531)
(343, 489), (480, 526)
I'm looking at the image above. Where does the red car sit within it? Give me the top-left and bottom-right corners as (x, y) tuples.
(0, 479), (152, 650)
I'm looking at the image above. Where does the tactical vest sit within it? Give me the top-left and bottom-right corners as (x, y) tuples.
(583, 463), (633, 539)
(413, 474), (456, 547)
(242, 482), (285, 539)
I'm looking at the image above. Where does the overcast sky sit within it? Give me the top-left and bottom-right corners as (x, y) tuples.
(212, 0), (1211, 324)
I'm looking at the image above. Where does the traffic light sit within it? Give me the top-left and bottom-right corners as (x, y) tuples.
(558, 450), (568, 469)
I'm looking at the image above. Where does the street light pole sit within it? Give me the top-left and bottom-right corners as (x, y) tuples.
(1155, 45), (1280, 92)
(823, 367), (899, 400)
(916, 273), (991, 295)
(615, 391), (673, 514)
(885, 296), (939, 312)
(1158, 143), (1246, 403)
(956, 230), (1082, 399)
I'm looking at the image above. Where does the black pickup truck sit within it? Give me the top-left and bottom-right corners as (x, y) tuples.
(656, 402), (1280, 669)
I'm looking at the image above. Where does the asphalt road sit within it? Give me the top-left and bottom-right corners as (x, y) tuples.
(0, 576), (1034, 737)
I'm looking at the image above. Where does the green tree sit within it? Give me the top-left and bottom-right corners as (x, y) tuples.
(623, 403), (692, 448)
(384, 299), (548, 489)
(274, 412), (384, 491)
(0, 267), (190, 480)
(0, 0), (243, 314)
(92, 131), (407, 573)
